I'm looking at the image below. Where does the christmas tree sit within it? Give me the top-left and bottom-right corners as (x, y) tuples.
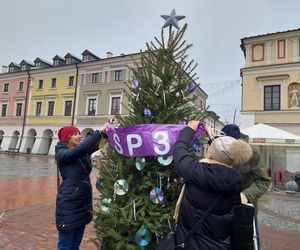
(94, 10), (207, 249)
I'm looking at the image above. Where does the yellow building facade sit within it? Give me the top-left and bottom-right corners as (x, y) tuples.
(28, 66), (77, 125)
(240, 28), (300, 135)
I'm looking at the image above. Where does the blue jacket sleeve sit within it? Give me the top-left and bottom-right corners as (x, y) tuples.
(56, 130), (102, 164)
(173, 127), (242, 193)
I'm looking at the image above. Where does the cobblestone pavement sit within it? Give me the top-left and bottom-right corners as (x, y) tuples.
(258, 192), (300, 250)
(1, 154), (300, 249)
(0, 154), (98, 250)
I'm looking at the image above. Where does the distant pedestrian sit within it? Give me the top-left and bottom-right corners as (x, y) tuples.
(221, 124), (271, 249)
(173, 120), (253, 249)
(55, 121), (110, 250)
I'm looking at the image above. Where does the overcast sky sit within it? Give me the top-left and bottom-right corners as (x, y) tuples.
(1, 0), (300, 123)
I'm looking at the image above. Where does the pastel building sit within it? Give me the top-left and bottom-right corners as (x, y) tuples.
(240, 28), (300, 135)
(0, 61), (33, 151)
(25, 55), (80, 155)
(0, 50), (219, 155)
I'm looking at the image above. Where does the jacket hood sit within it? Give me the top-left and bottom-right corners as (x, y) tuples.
(55, 142), (68, 154)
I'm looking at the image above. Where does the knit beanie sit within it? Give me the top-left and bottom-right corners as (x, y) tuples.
(207, 136), (253, 165)
(58, 126), (80, 144)
(221, 124), (242, 139)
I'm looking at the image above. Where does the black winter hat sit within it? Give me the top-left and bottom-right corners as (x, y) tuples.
(221, 124), (242, 139)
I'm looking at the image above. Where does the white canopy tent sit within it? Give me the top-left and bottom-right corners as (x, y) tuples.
(242, 123), (300, 180)
(241, 123), (300, 146)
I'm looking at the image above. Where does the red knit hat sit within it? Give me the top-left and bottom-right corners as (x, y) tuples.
(58, 126), (80, 144)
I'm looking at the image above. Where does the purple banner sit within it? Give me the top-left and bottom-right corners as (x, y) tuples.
(106, 123), (204, 157)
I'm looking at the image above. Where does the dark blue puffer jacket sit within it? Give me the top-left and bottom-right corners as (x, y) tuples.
(55, 130), (102, 232)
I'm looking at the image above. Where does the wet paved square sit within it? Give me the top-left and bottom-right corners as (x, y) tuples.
(1, 153), (300, 249)
(0, 154), (96, 249)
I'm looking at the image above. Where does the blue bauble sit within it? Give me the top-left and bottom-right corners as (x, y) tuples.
(96, 178), (104, 191)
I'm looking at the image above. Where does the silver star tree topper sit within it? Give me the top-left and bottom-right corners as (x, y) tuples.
(161, 9), (185, 29)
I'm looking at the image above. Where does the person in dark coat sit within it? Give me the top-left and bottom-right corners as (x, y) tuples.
(221, 124), (271, 249)
(173, 121), (253, 250)
(55, 123), (109, 250)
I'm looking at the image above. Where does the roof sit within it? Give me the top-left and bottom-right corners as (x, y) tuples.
(241, 123), (300, 145)
(20, 60), (34, 66)
(241, 28), (300, 41)
(8, 62), (20, 67)
(52, 55), (65, 61)
(34, 57), (52, 66)
(64, 53), (81, 61)
(82, 49), (100, 59)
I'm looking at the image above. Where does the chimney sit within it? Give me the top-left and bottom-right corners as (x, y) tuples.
(1, 66), (8, 73)
(106, 52), (113, 58)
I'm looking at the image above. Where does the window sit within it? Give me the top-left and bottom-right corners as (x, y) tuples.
(3, 83), (9, 92)
(264, 85), (280, 110)
(9, 67), (14, 73)
(18, 82), (24, 91)
(88, 98), (96, 116)
(83, 55), (90, 61)
(68, 76), (74, 86)
(36, 62), (41, 67)
(200, 100), (203, 109)
(92, 73), (100, 83)
(115, 70), (122, 81)
(47, 101), (55, 116)
(16, 103), (22, 116)
(111, 97), (121, 114)
(35, 102), (42, 116)
(51, 78), (57, 88)
(38, 80), (43, 89)
(65, 58), (72, 65)
(53, 60), (59, 67)
(64, 101), (72, 116)
(21, 65), (26, 71)
(1, 104), (7, 117)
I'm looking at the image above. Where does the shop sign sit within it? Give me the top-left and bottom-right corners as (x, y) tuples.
(253, 138), (266, 143)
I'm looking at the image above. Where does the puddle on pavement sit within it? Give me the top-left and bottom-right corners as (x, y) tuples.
(0, 153), (99, 210)
(0, 154), (56, 180)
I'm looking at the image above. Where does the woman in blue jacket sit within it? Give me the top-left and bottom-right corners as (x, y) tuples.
(173, 121), (253, 249)
(55, 123), (109, 250)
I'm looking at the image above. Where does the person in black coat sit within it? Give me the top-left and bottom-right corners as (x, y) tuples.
(173, 121), (253, 250)
(55, 122), (110, 250)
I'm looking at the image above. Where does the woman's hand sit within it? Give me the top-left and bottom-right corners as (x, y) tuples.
(108, 115), (115, 124)
(100, 116), (115, 132)
(187, 120), (200, 131)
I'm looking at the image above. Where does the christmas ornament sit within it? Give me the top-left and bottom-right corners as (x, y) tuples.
(150, 186), (164, 204)
(176, 90), (185, 99)
(132, 200), (137, 221)
(135, 157), (146, 170)
(193, 141), (201, 153)
(134, 228), (151, 246)
(161, 9), (185, 29)
(158, 155), (173, 166)
(96, 178), (104, 191)
(101, 198), (112, 213)
(131, 79), (140, 89)
(285, 180), (298, 192)
(188, 81), (197, 92)
(114, 179), (129, 195)
(144, 107), (152, 117)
